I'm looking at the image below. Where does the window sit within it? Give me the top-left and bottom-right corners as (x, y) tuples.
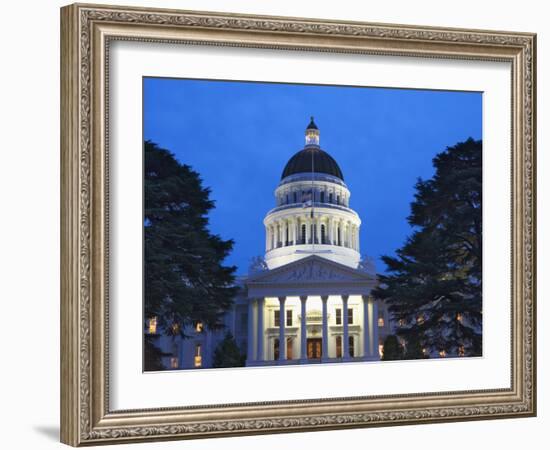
(378, 316), (385, 327)
(348, 308), (354, 324)
(349, 336), (355, 357)
(329, 192), (333, 203)
(194, 344), (202, 367)
(337, 227), (341, 246)
(439, 350), (447, 358)
(458, 345), (465, 357)
(286, 309), (293, 327)
(171, 322), (181, 334)
(148, 316), (157, 334)
(286, 338), (293, 360)
(274, 338), (279, 360)
(195, 321), (203, 333)
(379, 344), (384, 358)
(286, 194), (289, 204)
(285, 227), (289, 245)
(170, 356), (179, 369)
(321, 224), (326, 244)
(293, 192), (297, 203)
(335, 308), (342, 325)
(336, 195), (340, 205)
(274, 310), (280, 327)
(336, 336), (342, 358)
(320, 191), (325, 203)
(301, 224), (306, 244)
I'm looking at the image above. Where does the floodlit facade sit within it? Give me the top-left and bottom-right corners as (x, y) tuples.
(147, 119), (392, 370)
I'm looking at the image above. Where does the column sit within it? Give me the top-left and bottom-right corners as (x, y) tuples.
(305, 217), (311, 244)
(278, 296), (287, 361)
(247, 299), (256, 362)
(362, 295), (370, 358)
(291, 218), (296, 245)
(342, 295), (350, 359)
(372, 298), (379, 359)
(321, 295), (329, 360)
(300, 296), (308, 360)
(327, 218), (332, 245)
(316, 218), (321, 245)
(265, 226), (269, 252)
(257, 298), (264, 361)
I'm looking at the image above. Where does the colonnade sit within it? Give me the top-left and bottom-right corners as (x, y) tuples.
(246, 295), (379, 363)
(265, 217), (359, 252)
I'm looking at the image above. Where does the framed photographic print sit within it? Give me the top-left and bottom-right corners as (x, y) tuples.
(60, 3), (537, 446)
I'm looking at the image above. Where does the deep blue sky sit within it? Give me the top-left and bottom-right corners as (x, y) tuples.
(144, 77), (482, 275)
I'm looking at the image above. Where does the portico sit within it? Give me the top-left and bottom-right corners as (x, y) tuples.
(245, 255), (379, 365)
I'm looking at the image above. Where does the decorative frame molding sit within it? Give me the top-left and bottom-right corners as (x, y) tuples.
(60, 3), (536, 446)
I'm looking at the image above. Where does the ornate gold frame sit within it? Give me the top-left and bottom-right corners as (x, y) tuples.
(60, 3), (536, 446)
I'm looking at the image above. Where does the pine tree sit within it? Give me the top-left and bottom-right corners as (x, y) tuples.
(212, 333), (246, 368)
(374, 138), (482, 357)
(144, 140), (238, 339)
(382, 335), (404, 361)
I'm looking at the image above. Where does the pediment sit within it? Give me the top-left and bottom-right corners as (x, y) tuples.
(247, 255), (375, 285)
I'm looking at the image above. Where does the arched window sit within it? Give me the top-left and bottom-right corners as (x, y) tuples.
(337, 227), (341, 246)
(336, 195), (340, 205)
(329, 192), (333, 203)
(321, 224), (326, 244)
(301, 224), (306, 244)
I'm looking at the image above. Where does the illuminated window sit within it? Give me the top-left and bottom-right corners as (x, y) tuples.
(378, 344), (384, 358)
(336, 336), (342, 358)
(417, 315), (425, 325)
(286, 310), (293, 327)
(194, 344), (202, 367)
(349, 336), (355, 358)
(458, 345), (465, 357)
(378, 316), (385, 327)
(171, 323), (180, 334)
(398, 318), (405, 326)
(274, 310), (280, 327)
(439, 350), (447, 358)
(148, 317), (157, 334)
(286, 338), (293, 360)
(456, 313), (463, 323)
(195, 322), (203, 333)
(348, 308), (354, 325)
(335, 308), (342, 325)
(170, 357), (179, 369)
(422, 348), (428, 356)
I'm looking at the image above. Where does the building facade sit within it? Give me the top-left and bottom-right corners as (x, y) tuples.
(147, 119), (393, 370)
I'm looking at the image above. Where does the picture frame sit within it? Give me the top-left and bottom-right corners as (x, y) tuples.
(60, 2), (536, 446)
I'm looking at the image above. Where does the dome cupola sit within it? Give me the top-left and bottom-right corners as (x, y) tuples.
(281, 117), (344, 181)
(263, 118), (362, 270)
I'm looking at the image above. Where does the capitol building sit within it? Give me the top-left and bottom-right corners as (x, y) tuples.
(147, 119), (393, 370)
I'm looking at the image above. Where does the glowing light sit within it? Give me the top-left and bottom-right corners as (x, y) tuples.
(148, 317), (157, 334)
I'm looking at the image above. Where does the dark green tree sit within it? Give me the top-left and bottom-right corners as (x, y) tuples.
(403, 334), (426, 360)
(144, 140), (238, 340)
(381, 335), (404, 361)
(143, 337), (167, 371)
(212, 333), (246, 368)
(374, 138), (482, 357)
